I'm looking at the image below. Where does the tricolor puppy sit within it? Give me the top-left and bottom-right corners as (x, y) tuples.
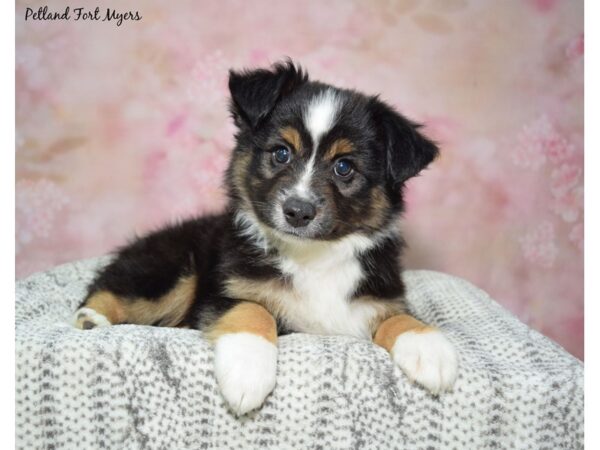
(73, 61), (458, 415)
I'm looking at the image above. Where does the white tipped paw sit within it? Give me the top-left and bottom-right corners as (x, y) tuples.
(392, 329), (458, 395)
(72, 307), (111, 330)
(214, 333), (277, 415)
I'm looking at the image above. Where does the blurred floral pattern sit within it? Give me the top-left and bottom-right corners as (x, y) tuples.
(15, 0), (583, 358)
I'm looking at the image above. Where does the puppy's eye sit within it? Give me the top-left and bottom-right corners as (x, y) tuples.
(334, 159), (354, 178)
(272, 146), (292, 165)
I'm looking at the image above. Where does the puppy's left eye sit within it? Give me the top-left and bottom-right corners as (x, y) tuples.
(272, 146), (292, 165)
(334, 159), (354, 178)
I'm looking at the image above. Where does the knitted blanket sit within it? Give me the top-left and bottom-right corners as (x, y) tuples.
(16, 257), (584, 450)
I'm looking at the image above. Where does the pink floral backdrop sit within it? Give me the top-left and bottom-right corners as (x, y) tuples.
(16, 0), (583, 358)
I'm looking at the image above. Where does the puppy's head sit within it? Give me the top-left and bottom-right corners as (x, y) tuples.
(226, 61), (438, 242)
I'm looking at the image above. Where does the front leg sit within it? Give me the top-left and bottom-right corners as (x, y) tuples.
(205, 301), (278, 415)
(374, 314), (458, 394)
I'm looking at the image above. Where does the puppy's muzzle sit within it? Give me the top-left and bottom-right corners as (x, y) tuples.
(282, 197), (316, 228)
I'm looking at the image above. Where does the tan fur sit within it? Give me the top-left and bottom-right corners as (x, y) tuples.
(373, 314), (435, 352)
(231, 152), (252, 201)
(352, 296), (405, 335)
(280, 126), (302, 154)
(223, 276), (291, 318)
(326, 138), (353, 159)
(364, 188), (390, 229)
(85, 291), (126, 324)
(84, 275), (197, 326)
(226, 276), (406, 338)
(205, 302), (277, 344)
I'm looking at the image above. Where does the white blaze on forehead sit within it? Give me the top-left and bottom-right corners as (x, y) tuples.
(295, 89), (342, 199)
(304, 89), (341, 144)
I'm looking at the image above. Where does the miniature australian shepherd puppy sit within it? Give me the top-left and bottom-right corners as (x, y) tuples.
(73, 60), (458, 415)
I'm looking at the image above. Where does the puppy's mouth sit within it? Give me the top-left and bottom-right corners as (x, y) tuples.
(269, 200), (333, 241)
(272, 221), (325, 240)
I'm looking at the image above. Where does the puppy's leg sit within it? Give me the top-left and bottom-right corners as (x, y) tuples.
(73, 223), (199, 330)
(374, 314), (458, 394)
(206, 302), (278, 415)
(73, 276), (196, 330)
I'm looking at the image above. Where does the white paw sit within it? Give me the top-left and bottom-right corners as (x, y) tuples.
(214, 332), (277, 415)
(391, 329), (458, 395)
(72, 307), (111, 330)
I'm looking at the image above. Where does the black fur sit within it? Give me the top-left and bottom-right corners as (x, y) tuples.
(369, 98), (439, 188)
(229, 60), (308, 130)
(81, 60), (439, 333)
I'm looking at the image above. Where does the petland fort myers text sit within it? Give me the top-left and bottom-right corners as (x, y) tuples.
(24, 6), (142, 27)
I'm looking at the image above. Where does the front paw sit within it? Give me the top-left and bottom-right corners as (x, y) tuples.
(391, 328), (458, 394)
(214, 332), (277, 415)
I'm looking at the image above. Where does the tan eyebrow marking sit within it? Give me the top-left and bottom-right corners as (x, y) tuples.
(326, 138), (354, 159)
(280, 126), (302, 154)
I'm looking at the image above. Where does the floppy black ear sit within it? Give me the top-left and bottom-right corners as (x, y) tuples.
(371, 99), (439, 187)
(228, 60), (308, 130)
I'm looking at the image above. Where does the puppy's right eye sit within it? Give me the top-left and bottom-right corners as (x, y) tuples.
(272, 146), (292, 165)
(333, 159), (354, 178)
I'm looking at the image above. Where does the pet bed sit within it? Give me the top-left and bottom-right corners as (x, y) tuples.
(16, 257), (584, 449)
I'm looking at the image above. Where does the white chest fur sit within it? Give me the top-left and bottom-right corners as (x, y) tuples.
(273, 234), (380, 339)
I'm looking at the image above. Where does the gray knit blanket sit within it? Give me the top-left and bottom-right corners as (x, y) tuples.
(16, 257), (583, 449)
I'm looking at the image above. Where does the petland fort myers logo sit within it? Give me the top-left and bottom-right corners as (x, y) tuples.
(24, 6), (142, 26)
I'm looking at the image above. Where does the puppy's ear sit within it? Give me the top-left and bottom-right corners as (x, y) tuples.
(229, 60), (308, 130)
(371, 98), (439, 188)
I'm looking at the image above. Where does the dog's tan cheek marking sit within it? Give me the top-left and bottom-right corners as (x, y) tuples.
(232, 151), (272, 210)
(230, 152), (252, 203)
(280, 126), (302, 155)
(326, 138), (354, 160)
(364, 187), (390, 229)
(373, 314), (435, 352)
(84, 275), (196, 326)
(205, 302), (277, 344)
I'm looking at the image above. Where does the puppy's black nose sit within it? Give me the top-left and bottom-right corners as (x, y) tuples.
(283, 197), (316, 228)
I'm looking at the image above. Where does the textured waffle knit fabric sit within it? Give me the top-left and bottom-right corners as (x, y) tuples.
(16, 257), (584, 449)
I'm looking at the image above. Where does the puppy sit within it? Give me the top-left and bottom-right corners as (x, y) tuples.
(73, 61), (458, 415)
